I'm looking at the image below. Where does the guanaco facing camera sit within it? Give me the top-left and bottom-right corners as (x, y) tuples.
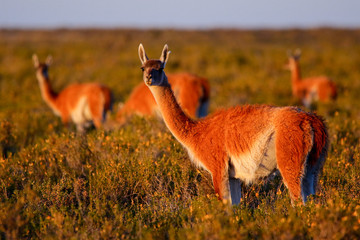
(138, 44), (328, 205)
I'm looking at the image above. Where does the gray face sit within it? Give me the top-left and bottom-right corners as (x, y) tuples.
(141, 60), (166, 86)
(37, 63), (49, 79)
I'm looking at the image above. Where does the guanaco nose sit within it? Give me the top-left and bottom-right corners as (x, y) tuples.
(146, 73), (152, 80)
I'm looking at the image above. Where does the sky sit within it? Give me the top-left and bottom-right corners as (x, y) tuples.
(1, 0), (359, 29)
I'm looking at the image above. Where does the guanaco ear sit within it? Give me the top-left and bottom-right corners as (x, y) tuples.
(160, 44), (170, 65)
(32, 54), (40, 68)
(46, 55), (53, 66)
(138, 43), (149, 65)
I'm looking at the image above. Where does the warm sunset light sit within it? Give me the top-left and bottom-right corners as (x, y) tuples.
(1, 1), (359, 239)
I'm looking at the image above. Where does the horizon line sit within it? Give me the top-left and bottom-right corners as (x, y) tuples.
(1, 24), (359, 31)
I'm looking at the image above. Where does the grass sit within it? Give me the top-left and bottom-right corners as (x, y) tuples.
(0, 28), (360, 239)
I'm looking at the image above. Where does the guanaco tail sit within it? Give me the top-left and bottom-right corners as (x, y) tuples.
(285, 49), (337, 108)
(139, 44), (328, 205)
(33, 54), (113, 132)
(116, 73), (210, 124)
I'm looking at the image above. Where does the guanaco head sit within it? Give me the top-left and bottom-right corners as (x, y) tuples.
(32, 54), (53, 80)
(138, 44), (170, 87)
(285, 49), (301, 70)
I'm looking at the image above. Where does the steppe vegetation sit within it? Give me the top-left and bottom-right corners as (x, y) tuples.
(0, 28), (359, 239)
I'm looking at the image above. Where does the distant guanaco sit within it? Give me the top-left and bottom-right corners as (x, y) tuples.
(116, 73), (210, 124)
(33, 54), (113, 132)
(139, 44), (328, 205)
(285, 49), (337, 108)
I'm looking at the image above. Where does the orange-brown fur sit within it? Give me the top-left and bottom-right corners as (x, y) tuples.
(116, 73), (210, 124)
(286, 50), (337, 108)
(139, 44), (328, 205)
(33, 55), (113, 132)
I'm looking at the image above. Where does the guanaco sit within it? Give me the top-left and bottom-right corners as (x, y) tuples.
(116, 73), (210, 124)
(285, 49), (337, 108)
(33, 54), (113, 132)
(138, 44), (328, 205)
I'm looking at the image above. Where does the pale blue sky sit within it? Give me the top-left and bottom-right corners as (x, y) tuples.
(1, 0), (359, 28)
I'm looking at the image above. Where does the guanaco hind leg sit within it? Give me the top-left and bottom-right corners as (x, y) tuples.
(301, 148), (326, 202)
(229, 178), (241, 205)
(300, 161), (316, 202)
(227, 159), (241, 205)
(275, 118), (314, 203)
(312, 150), (326, 194)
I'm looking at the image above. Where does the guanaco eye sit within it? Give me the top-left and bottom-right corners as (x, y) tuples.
(140, 67), (145, 72)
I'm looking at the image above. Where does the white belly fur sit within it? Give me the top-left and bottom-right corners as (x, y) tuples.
(71, 96), (93, 125)
(228, 130), (277, 184)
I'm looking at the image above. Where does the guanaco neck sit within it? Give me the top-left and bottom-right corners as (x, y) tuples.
(290, 59), (302, 84)
(36, 71), (59, 112)
(290, 59), (302, 96)
(148, 82), (196, 145)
